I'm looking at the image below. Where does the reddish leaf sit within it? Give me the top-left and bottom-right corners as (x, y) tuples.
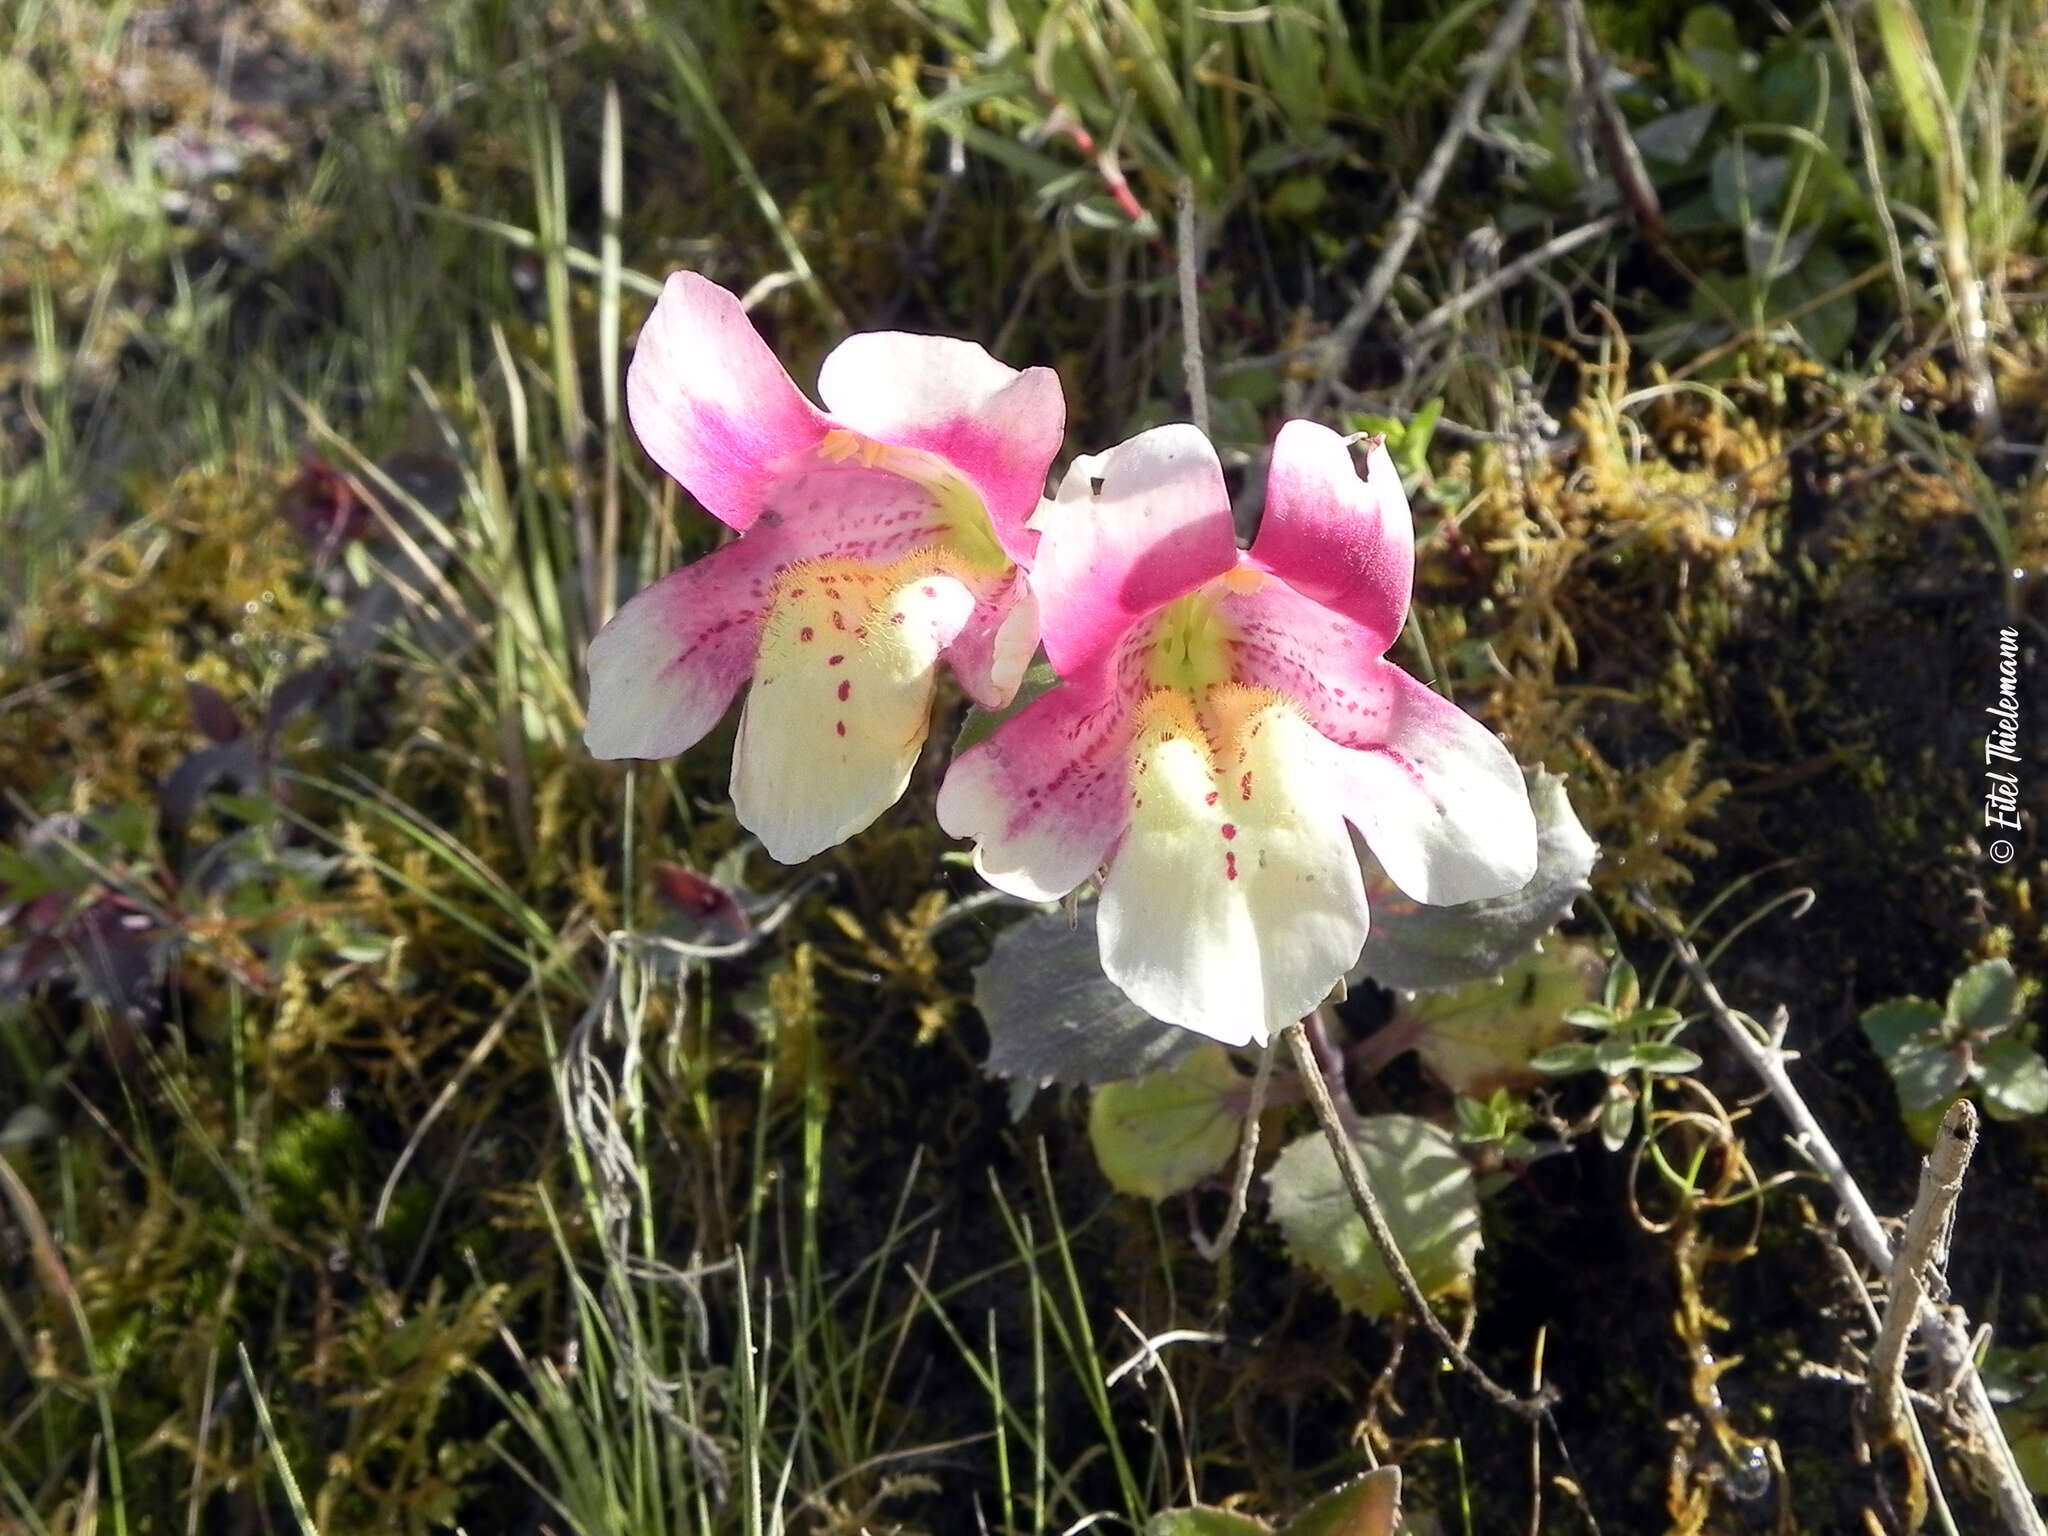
(187, 680), (245, 743)
(651, 862), (751, 945)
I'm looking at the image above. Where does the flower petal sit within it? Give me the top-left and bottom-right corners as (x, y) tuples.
(1098, 690), (1369, 1045)
(817, 333), (1066, 560)
(936, 655), (1135, 902)
(585, 534), (789, 760)
(626, 272), (829, 531)
(1320, 663), (1538, 906)
(733, 565), (977, 862)
(943, 576), (1040, 709)
(1250, 420), (1413, 651)
(1032, 424), (1240, 677)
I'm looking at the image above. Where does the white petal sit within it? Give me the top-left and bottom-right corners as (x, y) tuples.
(732, 564), (975, 862)
(1330, 667), (1538, 905)
(1097, 690), (1370, 1045)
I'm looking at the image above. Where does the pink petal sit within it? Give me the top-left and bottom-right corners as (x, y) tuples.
(1216, 576), (1390, 731)
(935, 655), (1138, 902)
(1249, 420), (1413, 652)
(754, 461), (961, 565)
(1031, 424), (1240, 677)
(1221, 586), (1534, 901)
(1320, 664), (1538, 906)
(626, 272), (829, 532)
(586, 474), (952, 761)
(943, 575), (1040, 709)
(585, 532), (791, 760)
(816, 333), (1066, 561)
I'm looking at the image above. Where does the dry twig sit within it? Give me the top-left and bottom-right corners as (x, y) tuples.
(1282, 1017), (1554, 1420)
(1302, 0), (1541, 419)
(1641, 897), (2044, 1536)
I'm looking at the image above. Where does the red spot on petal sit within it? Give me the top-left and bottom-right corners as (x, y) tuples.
(922, 585), (936, 598)
(800, 627), (814, 642)
(1221, 824), (1237, 840)
(828, 654), (844, 666)
(1239, 772), (1253, 801)
(855, 626), (869, 639)
(836, 720), (847, 736)
(1204, 791), (1218, 806)
(837, 680), (851, 702)
(1225, 851), (1238, 881)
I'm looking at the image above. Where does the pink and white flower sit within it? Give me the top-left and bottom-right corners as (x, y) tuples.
(937, 421), (1538, 1046)
(587, 272), (1065, 862)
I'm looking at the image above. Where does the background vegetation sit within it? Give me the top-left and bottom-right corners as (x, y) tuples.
(2, 0), (2044, 1530)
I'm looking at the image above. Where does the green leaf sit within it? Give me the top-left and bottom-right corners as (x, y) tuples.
(1888, 1037), (1971, 1113)
(974, 906), (1198, 1087)
(1089, 1046), (1245, 1201)
(1265, 1116), (1482, 1320)
(953, 657), (1060, 756)
(1633, 102), (1719, 166)
(1976, 1036), (2048, 1121)
(1604, 957), (1640, 1015)
(1626, 1006), (1687, 1035)
(1530, 1042), (1599, 1076)
(1147, 1511), (1270, 1536)
(1594, 1036), (1640, 1075)
(1861, 997), (1945, 1059)
(1265, 175), (1327, 220)
(1785, 246), (1857, 361)
(1870, 0), (1949, 161)
(1454, 1095), (1503, 1141)
(1283, 1467), (1402, 1536)
(1948, 959), (2020, 1038)
(1353, 772), (1597, 992)
(1710, 146), (1791, 224)
(1407, 941), (1604, 1096)
(1562, 1004), (1619, 1031)
(1629, 1043), (1704, 1076)
(1600, 1088), (1639, 1151)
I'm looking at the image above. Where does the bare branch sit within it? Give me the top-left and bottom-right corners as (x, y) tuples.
(1641, 896), (2044, 1536)
(1281, 1018), (1554, 1420)
(1302, 0), (1541, 418)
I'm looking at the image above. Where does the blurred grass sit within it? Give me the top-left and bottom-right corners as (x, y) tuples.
(1, 0), (2045, 1531)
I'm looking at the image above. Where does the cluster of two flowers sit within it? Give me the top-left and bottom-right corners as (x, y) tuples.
(586, 272), (1538, 1049)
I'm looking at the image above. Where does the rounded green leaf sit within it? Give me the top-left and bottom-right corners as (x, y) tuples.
(1089, 1045), (1246, 1201)
(975, 906), (1198, 1088)
(1265, 1116), (1482, 1320)
(1283, 1466), (1401, 1536)
(1861, 998), (1945, 1060)
(1408, 941), (1604, 1096)
(1976, 1036), (2048, 1121)
(1888, 1038), (1971, 1113)
(1948, 959), (2020, 1038)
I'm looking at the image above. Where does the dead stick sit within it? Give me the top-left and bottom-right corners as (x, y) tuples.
(1868, 1099), (1977, 1439)
(1404, 216), (1621, 344)
(1281, 1018), (1554, 1419)
(1302, 0), (1541, 418)
(1191, 1041), (1272, 1261)
(1176, 177), (1209, 438)
(1643, 898), (2044, 1536)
